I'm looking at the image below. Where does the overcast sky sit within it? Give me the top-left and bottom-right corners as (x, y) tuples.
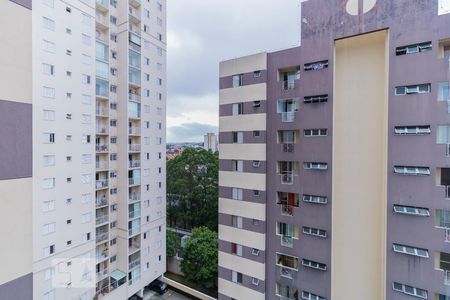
(166, 0), (302, 143)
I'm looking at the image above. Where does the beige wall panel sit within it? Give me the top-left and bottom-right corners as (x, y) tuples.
(332, 30), (388, 299)
(219, 171), (266, 191)
(219, 198), (266, 221)
(218, 225), (265, 250)
(218, 278), (265, 300)
(219, 52), (267, 78)
(219, 144), (266, 161)
(219, 251), (265, 280)
(219, 83), (267, 105)
(219, 114), (266, 132)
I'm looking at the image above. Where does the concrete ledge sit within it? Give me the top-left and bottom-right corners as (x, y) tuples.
(162, 276), (217, 300)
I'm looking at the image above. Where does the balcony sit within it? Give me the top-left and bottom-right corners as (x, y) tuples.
(129, 41), (141, 53)
(279, 266), (297, 279)
(96, 144), (108, 153)
(96, 269), (109, 282)
(129, 127), (140, 136)
(129, 144), (141, 152)
(129, 258), (140, 269)
(281, 204), (294, 216)
(129, 192), (140, 203)
(129, 241), (140, 253)
(96, 107), (108, 117)
(129, 226), (140, 236)
(129, 178), (141, 186)
(96, 0), (109, 11)
(96, 250), (108, 262)
(281, 112), (295, 123)
(129, 93), (141, 102)
(281, 236), (294, 248)
(281, 173), (294, 185)
(95, 13), (109, 30)
(129, 0), (141, 8)
(96, 180), (108, 190)
(96, 161), (109, 170)
(129, 111), (141, 119)
(96, 232), (108, 243)
(96, 214), (109, 226)
(129, 160), (141, 168)
(281, 80), (295, 91)
(282, 143), (294, 153)
(129, 209), (141, 219)
(96, 126), (108, 135)
(129, 7), (141, 23)
(96, 196), (108, 207)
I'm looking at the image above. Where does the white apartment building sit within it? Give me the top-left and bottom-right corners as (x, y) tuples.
(0, 0), (166, 299)
(203, 132), (218, 152)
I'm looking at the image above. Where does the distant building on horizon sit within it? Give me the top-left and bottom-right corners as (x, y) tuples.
(203, 132), (218, 152)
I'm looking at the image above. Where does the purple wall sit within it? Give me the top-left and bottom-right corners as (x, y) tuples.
(0, 100), (32, 180)
(9, 0), (32, 10)
(0, 273), (33, 300)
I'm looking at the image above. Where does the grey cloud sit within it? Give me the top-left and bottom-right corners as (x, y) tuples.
(167, 122), (218, 143)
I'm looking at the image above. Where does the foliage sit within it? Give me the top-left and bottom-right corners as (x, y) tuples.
(166, 231), (180, 258)
(180, 227), (218, 289)
(167, 147), (218, 231)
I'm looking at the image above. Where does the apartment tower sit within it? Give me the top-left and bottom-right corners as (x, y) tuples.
(218, 0), (450, 299)
(0, 0), (167, 299)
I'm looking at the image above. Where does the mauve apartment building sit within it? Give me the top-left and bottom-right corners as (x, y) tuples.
(218, 0), (450, 299)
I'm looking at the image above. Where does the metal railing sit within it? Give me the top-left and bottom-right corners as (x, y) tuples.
(129, 259), (140, 269)
(96, 126), (108, 134)
(281, 80), (295, 90)
(96, 180), (108, 189)
(129, 160), (141, 168)
(128, 144), (141, 151)
(281, 236), (294, 247)
(282, 143), (294, 153)
(96, 214), (109, 225)
(96, 161), (108, 170)
(281, 204), (294, 216)
(129, 111), (141, 119)
(95, 14), (109, 27)
(128, 127), (140, 135)
(128, 226), (140, 236)
(129, 192), (140, 202)
(96, 107), (108, 116)
(129, 209), (141, 219)
(129, 42), (141, 53)
(129, 93), (141, 102)
(96, 197), (108, 207)
(280, 173), (294, 184)
(129, 178), (140, 186)
(96, 251), (108, 262)
(279, 266), (296, 279)
(129, 242), (140, 253)
(96, 232), (108, 243)
(281, 111), (295, 122)
(96, 144), (108, 152)
(129, 7), (141, 21)
(96, 269), (108, 282)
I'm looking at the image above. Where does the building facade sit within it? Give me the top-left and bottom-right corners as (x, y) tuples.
(0, 0), (167, 299)
(218, 1), (450, 299)
(204, 132), (218, 152)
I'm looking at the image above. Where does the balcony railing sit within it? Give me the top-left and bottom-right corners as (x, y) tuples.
(96, 162), (109, 170)
(280, 173), (294, 184)
(129, 209), (141, 219)
(282, 143), (294, 153)
(95, 14), (109, 27)
(281, 204), (294, 216)
(129, 42), (141, 53)
(96, 214), (109, 225)
(96, 269), (108, 282)
(129, 144), (141, 152)
(96, 251), (108, 262)
(281, 236), (294, 248)
(129, 192), (140, 202)
(129, 160), (141, 168)
(96, 232), (108, 243)
(129, 93), (141, 102)
(129, 243), (140, 253)
(96, 144), (108, 153)
(129, 7), (141, 21)
(129, 178), (141, 186)
(129, 258), (140, 269)
(96, 107), (108, 116)
(129, 127), (140, 135)
(96, 0), (109, 10)
(96, 197), (108, 207)
(281, 111), (295, 122)
(129, 111), (141, 119)
(96, 126), (108, 134)
(281, 80), (295, 90)
(279, 266), (297, 279)
(128, 226), (140, 236)
(96, 180), (108, 189)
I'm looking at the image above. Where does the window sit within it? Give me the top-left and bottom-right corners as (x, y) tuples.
(43, 267), (54, 281)
(81, 213), (91, 224)
(82, 34), (91, 46)
(43, 155), (55, 166)
(436, 209), (450, 228)
(253, 130), (261, 137)
(42, 86), (55, 98)
(43, 245), (55, 257)
(42, 40), (55, 53)
(110, 238), (117, 246)
(253, 190), (261, 197)
(82, 74), (91, 85)
(303, 162), (328, 170)
(43, 290), (55, 300)
(231, 243), (243, 256)
(157, 2), (163, 11)
(81, 193), (92, 204)
(396, 41), (432, 56)
(304, 94), (328, 104)
(232, 131), (244, 143)
(232, 74), (243, 87)
(231, 271), (243, 284)
(157, 17), (162, 26)
(232, 160), (243, 172)
(42, 17), (55, 30)
(42, 63), (54, 75)
(254, 70), (262, 78)
(110, 15), (117, 24)
(81, 174), (91, 184)
(393, 205), (430, 217)
(232, 216), (243, 229)
(392, 243), (429, 258)
(110, 255), (117, 263)
(304, 129), (327, 137)
(42, 178), (55, 189)
(393, 166), (430, 176)
(82, 13), (91, 26)
(438, 82), (450, 101)
(43, 110), (55, 121)
(66, 49), (72, 56)
(394, 126), (431, 135)
(277, 222), (299, 239)
(392, 282), (427, 299)
(252, 248), (260, 256)
(43, 223), (56, 235)
(253, 160), (261, 168)
(302, 226), (327, 238)
(395, 83), (431, 95)
(232, 103), (244, 115)
(232, 188), (243, 200)
(301, 291), (327, 300)
(301, 259), (326, 271)
(251, 277), (260, 286)
(42, 200), (55, 212)
(304, 60), (328, 71)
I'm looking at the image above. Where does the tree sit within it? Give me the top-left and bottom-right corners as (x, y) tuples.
(167, 147), (218, 231)
(180, 227), (218, 289)
(166, 231), (180, 258)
